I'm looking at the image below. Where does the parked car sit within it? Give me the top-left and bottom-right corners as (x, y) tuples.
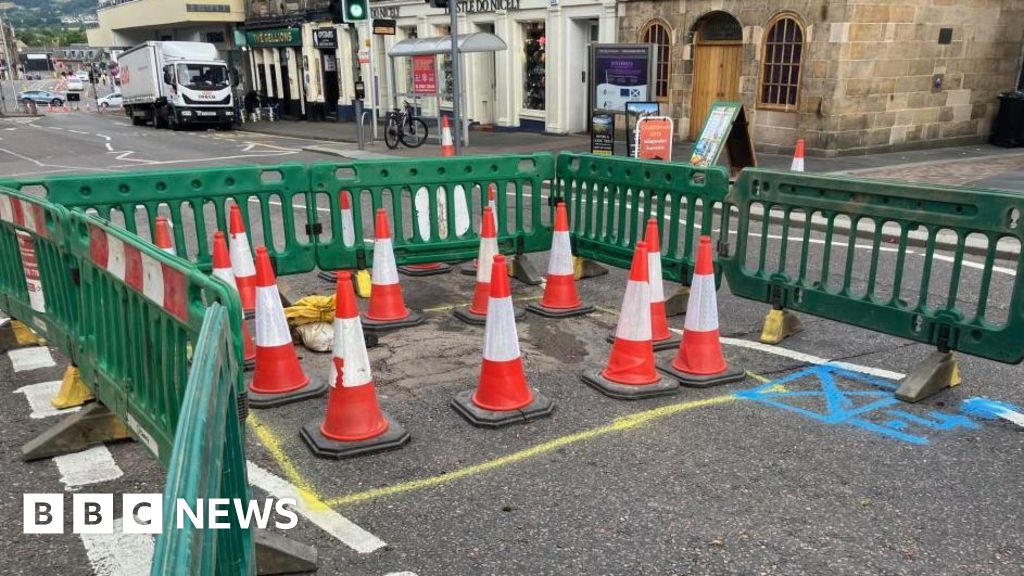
(98, 92), (123, 109)
(17, 90), (64, 106)
(66, 77), (84, 91)
(30, 73), (41, 80)
(75, 71), (90, 81)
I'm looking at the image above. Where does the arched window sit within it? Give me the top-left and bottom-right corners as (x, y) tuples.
(759, 14), (805, 110)
(642, 20), (670, 99)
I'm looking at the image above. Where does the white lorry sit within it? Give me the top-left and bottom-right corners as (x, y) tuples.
(119, 41), (235, 130)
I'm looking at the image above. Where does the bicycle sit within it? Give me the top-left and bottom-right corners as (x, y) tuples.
(384, 100), (428, 149)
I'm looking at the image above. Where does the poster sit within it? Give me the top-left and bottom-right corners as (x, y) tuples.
(625, 101), (659, 157)
(635, 116), (673, 161)
(690, 102), (739, 167)
(591, 45), (652, 113)
(591, 114), (614, 155)
(15, 230), (45, 313)
(412, 55), (437, 94)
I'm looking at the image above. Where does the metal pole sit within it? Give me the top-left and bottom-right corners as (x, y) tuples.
(348, 23), (364, 148)
(0, 12), (12, 113)
(448, 0), (461, 154)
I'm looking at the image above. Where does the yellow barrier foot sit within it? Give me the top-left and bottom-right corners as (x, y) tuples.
(21, 402), (132, 462)
(573, 256), (610, 281)
(759, 308), (803, 345)
(0, 319), (48, 350)
(895, 351), (961, 403)
(664, 286), (691, 317)
(255, 531), (319, 575)
(354, 269), (372, 299)
(51, 365), (94, 410)
(512, 253), (543, 285)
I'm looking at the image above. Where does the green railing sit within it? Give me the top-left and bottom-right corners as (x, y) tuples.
(720, 169), (1024, 363)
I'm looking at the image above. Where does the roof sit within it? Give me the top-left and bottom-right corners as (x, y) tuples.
(387, 33), (507, 57)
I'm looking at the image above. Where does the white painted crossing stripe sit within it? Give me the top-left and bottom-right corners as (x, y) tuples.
(615, 280), (652, 342)
(54, 445), (124, 488)
(547, 231), (574, 276)
(246, 461), (387, 553)
(718, 337), (906, 380)
(81, 518), (155, 576)
(8, 347), (56, 372)
(15, 380), (80, 419)
(372, 237), (400, 284)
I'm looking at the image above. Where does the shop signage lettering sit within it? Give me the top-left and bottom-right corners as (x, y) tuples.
(373, 19), (397, 36)
(445, 0), (521, 14)
(313, 28), (338, 49)
(371, 6), (400, 18)
(635, 116), (673, 161)
(412, 55), (437, 94)
(246, 28), (302, 48)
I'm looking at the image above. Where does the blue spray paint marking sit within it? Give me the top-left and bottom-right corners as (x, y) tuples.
(737, 364), (979, 445)
(961, 397), (1024, 421)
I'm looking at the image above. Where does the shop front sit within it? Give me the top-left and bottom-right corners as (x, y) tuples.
(245, 26), (304, 118)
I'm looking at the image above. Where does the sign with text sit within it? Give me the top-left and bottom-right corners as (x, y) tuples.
(372, 6), (400, 18)
(445, 0), (521, 14)
(412, 55), (438, 94)
(313, 28), (338, 49)
(15, 231), (45, 313)
(635, 116), (673, 161)
(373, 19), (397, 35)
(689, 100), (757, 177)
(591, 44), (653, 113)
(590, 114), (614, 156)
(624, 101), (659, 157)
(246, 28), (302, 48)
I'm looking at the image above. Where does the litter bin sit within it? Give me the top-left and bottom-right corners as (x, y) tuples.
(991, 91), (1024, 147)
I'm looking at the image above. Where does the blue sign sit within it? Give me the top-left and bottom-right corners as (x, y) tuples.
(592, 45), (652, 113)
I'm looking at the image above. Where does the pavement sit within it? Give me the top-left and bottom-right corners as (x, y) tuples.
(1, 110), (1023, 576)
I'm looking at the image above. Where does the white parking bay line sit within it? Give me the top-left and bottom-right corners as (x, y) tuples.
(8, 347), (56, 372)
(54, 446), (124, 488)
(719, 336), (906, 380)
(384, 572), (419, 576)
(81, 519), (155, 576)
(247, 461), (387, 554)
(15, 380), (80, 419)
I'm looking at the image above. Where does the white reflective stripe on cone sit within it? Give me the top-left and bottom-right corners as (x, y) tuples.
(106, 236), (127, 281)
(255, 285), (292, 347)
(647, 251), (665, 303)
(683, 274), (719, 333)
(547, 231), (574, 276)
(0, 195), (12, 222)
(414, 186), (431, 241)
(615, 280), (652, 342)
(341, 208), (355, 247)
(372, 238), (399, 284)
(161, 246), (175, 255)
(483, 297), (520, 362)
(454, 185), (470, 236)
(476, 237), (498, 283)
(330, 317), (345, 386)
(791, 158), (804, 172)
(341, 317), (373, 388)
(212, 267), (235, 286)
(140, 253), (165, 307)
(230, 233), (256, 277)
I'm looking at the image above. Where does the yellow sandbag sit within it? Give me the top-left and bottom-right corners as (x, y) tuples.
(284, 295), (336, 326)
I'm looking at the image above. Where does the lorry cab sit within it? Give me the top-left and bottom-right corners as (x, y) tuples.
(161, 59), (234, 127)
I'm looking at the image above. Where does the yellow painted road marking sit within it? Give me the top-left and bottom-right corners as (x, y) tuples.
(247, 413), (328, 510)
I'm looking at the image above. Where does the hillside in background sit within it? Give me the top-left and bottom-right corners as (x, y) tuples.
(3, 0), (97, 46)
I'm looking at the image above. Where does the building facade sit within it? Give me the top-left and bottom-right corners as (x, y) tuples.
(619, 0), (1024, 155)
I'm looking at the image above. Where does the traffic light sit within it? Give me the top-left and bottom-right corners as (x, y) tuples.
(340, 0), (368, 22)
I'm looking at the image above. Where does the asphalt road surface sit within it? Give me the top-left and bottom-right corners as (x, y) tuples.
(1, 111), (1022, 576)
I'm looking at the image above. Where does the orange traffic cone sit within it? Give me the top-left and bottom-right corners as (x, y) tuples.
(608, 218), (680, 351)
(659, 236), (745, 387)
(302, 270), (410, 458)
(790, 138), (805, 172)
(229, 204), (257, 319)
(317, 190), (357, 284)
(362, 208), (424, 332)
(153, 216), (175, 255)
(527, 201), (593, 318)
(249, 246), (327, 407)
(452, 254), (554, 427)
(461, 183), (500, 276)
(212, 231), (257, 371)
(440, 115), (455, 157)
(585, 242), (678, 399)
(454, 207), (525, 325)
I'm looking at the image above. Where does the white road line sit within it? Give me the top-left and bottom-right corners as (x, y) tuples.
(105, 142), (114, 151)
(384, 572), (419, 576)
(68, 129), (88, 134)
(932, 253), (1016, 276)
(719, 336), (907, 380)
(246, 461), (387, 554)
(80, 518), (155, 576)
(14, 380), (80, 419)
(96, 133), (112, 140)
(54, 445), (124, 488)
(48, 126), (64, 130)
(8, 347), (56, 371)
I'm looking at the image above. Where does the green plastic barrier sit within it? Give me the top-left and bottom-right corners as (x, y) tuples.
(66, 210), (247, 464)
(555, 153), (731, 283)
(309, 154), (555, 270)
(0, 187), (79, 355)
(9, 164), (317, 276)
(151, 303), (254, 576)
(721, 169), (1024, 364)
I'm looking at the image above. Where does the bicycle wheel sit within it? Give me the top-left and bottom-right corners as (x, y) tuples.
(400, 118), (429, 148)
(384, 117), (401, 149)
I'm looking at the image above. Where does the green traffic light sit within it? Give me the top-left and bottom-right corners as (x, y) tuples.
(348, 3), (364, 18)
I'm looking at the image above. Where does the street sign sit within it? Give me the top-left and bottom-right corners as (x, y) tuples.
(412, 55), (437, 94)
(689, 100), (756, 177)
(373, 19), (397, 35)
(635, 116), (673, 161)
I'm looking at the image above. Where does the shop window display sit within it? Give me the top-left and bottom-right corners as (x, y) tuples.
(523, 23), (545, 111)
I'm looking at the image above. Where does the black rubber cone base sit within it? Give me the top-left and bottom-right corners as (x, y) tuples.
(582, 370), (680, 400)
(525, 302), (594, 318)
(451, 389), (554, 428)
(244, 310), (255, 320)
(398, 263), (453, 277)
(452, 306), (526, 326)
(248, 375), (328, 409)
(317, 271), (337, 283)
(657, 361), (746, 388)
(605, 331), (681, 352)
(301, 413), (410, 459)
(244, 357), (256, 372)
(361, 309), (424, 333)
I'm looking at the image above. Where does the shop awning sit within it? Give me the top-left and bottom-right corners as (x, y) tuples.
(387, 33), (507, 57)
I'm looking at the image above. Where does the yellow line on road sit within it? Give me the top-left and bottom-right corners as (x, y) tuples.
(247, 413), (330, 510)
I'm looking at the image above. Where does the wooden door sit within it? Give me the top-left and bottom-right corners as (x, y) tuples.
(690, 42), (742, 140)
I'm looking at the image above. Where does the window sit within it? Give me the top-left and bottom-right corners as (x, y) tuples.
(206, 31), (225, 44)
(642, 21), (670, 100)
(522, 22), (545, 111)
(759, 15), (804, 110)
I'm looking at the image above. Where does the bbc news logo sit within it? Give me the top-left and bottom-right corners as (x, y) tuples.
(24, 494), (297, 534)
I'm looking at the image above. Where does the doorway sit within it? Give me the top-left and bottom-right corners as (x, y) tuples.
(474, 22), (497, 125)
(278, 47), (293, 117)
(322, 49), (339, 119)
(689, 11), (742, 140)
(567, 18), (599, 134)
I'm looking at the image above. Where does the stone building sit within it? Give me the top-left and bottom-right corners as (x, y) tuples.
(618, 0), (1024, 156)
